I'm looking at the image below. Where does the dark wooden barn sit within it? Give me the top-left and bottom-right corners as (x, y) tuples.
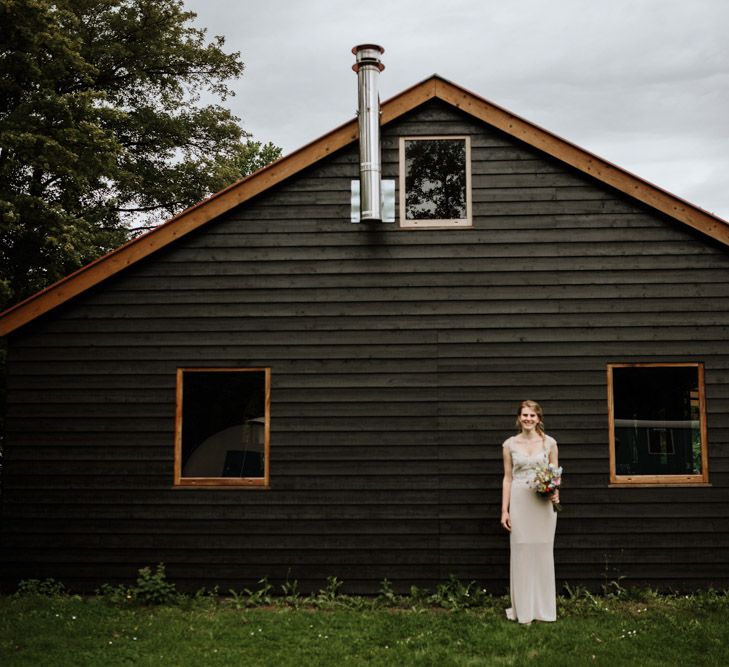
(2, 68), (729, 594)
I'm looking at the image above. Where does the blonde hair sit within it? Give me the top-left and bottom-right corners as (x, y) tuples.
(515, 400), (545, 438)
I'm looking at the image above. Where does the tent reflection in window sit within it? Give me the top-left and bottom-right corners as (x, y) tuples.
(183, 417), (265, 478)
(175, 368), (270, 486)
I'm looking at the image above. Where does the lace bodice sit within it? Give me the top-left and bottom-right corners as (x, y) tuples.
(504, 437), (553, 483)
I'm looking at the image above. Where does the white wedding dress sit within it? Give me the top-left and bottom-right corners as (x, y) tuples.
(504, 436), (558, 623)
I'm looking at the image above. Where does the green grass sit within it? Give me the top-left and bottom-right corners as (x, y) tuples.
(1, 589), (728, 666)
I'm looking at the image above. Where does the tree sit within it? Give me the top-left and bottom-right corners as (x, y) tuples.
(0, 0), (282, 309)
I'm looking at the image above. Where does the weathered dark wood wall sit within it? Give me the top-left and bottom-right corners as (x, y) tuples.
(3, 99), (729, 593)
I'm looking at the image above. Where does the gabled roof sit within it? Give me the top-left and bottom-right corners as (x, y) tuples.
(2, 75), (728, 336)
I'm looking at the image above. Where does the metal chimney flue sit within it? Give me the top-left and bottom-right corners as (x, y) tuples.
(352, 44), (385, 221)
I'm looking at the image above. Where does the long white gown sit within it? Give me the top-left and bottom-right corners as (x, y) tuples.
(504, 435), (557, 624)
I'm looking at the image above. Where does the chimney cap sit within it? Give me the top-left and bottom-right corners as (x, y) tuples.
(352, 44), (385, 72)
(351, 44), (385, 55)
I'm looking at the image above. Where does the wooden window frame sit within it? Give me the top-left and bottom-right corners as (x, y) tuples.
(399, 135), (473, 228)
(607, 362), (709, 486)
(174, 367), (271, 489)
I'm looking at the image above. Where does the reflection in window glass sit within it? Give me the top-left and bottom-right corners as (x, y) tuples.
(401, 137), (470, 225)
(611, 365), (703, 477)
(180, 370), (267, 479)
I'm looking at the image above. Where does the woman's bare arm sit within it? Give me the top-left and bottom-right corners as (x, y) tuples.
(501, 443), (513, 531)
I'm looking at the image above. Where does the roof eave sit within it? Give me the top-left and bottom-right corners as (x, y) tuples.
(2, 75), (728, 336)
(433, 77), (729, 247)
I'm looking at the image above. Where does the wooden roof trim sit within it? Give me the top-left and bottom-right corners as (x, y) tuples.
(0, 80), (438, 336)
(0, 123), (358, 337)
(433, 77), (729, 247)
(3, 75), (728, 336)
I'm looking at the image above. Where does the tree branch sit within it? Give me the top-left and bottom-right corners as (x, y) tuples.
(116, 202), (182, 213)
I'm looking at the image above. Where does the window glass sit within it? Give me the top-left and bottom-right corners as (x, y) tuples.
(400, 137), (471, 227)
(609, 364), (707, 482)
(176, 369), (269, 485)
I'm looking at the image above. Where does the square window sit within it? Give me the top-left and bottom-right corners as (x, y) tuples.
(399, 136), (472, 227)
(174, 368), (270, 487)
(607, 363), (709, 485)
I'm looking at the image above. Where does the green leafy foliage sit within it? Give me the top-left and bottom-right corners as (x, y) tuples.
(376, 578), (402, 607)
(131, 564), (179, 605)
(94, 564), (179, 605)
(280, 576), (303, 608)
(309, 575), (344, 607)
(430, 575), (492, 610)
(13, 578), (68, 598)
(96, 582), (136, 605)
(0, 0), (282, 309)
(230, 577), (273, 609)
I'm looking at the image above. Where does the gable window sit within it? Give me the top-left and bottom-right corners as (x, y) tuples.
(174, 368), (270, 487)
(607, 363), (709, 485)
(399, 136), (472, 228)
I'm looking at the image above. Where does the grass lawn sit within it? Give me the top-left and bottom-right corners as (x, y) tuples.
(1, 588), (728, 666)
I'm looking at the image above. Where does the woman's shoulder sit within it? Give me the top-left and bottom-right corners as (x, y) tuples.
(544, 434), (558, 449)
(502, 435), (515, 450)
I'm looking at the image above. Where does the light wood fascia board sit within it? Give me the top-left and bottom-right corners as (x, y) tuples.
(434, 78), (729, 247)
(382, 78), (437, 124)
(0, 121), (355, 336)
(0, 80), (438, 337)
(5, 75), (727, 336)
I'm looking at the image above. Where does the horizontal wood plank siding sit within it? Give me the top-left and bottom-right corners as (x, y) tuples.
(3, 99), (728, 593)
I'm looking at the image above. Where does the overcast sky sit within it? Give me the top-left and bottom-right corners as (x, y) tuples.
(185, 0), (729, 221)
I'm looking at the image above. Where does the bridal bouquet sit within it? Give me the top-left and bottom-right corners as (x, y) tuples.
(532, 463), (563, 512)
